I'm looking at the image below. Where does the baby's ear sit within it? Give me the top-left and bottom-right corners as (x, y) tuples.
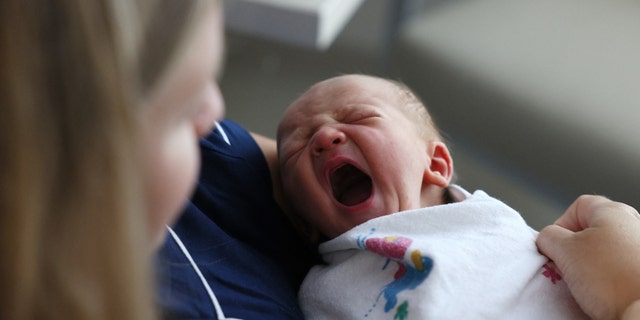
(424, 141), (453, 187)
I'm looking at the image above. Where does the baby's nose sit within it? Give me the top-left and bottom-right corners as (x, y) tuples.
(312, 126), (346, 156)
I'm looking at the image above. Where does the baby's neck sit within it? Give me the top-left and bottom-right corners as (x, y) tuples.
(420, 185), (451, 208)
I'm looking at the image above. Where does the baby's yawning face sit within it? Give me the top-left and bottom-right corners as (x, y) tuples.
(277, 74), (447, 239)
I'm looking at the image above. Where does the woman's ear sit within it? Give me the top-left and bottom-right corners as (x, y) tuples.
(423, 141), (453, 187)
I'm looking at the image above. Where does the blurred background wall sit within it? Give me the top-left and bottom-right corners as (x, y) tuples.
(220, 0), (640, 230)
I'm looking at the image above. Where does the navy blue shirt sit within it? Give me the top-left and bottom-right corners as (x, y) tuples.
(156, 120), (316, 319)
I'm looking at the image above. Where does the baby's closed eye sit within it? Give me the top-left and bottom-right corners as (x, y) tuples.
(345, 112), (381, 125)
(340, 106), (382, 124)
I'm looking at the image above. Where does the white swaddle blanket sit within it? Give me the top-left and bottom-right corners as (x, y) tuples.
(299, 186), (586, 319)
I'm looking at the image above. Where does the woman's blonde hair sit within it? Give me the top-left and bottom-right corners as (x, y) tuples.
(0, 0), (212, 319)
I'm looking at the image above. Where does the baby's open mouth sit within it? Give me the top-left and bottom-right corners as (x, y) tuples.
(330, 164), (373, 207)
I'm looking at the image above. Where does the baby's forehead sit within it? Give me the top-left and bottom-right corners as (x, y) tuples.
(325, 75), (398, 94)
(278, 76), (408, 135)
(309, 76), (401, 107)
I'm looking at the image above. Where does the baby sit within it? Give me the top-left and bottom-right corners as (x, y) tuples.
(277, 74), (586, 319)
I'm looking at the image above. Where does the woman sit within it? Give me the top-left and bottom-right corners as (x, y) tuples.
(0, 0), (222, 319)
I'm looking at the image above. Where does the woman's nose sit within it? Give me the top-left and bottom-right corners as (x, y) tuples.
(311, 126), (346, 156)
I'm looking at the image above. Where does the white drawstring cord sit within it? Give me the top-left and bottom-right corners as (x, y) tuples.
(167, 226), (235, 319)
(214, 122), (231, 145)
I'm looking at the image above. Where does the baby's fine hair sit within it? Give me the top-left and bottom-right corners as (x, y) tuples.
(386, 78), (445, 142)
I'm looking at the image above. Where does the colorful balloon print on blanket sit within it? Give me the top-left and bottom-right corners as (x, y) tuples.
(357, 229), (433, 319)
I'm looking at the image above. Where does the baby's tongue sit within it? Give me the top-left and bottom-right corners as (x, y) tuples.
(331, 164), (373, 207)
